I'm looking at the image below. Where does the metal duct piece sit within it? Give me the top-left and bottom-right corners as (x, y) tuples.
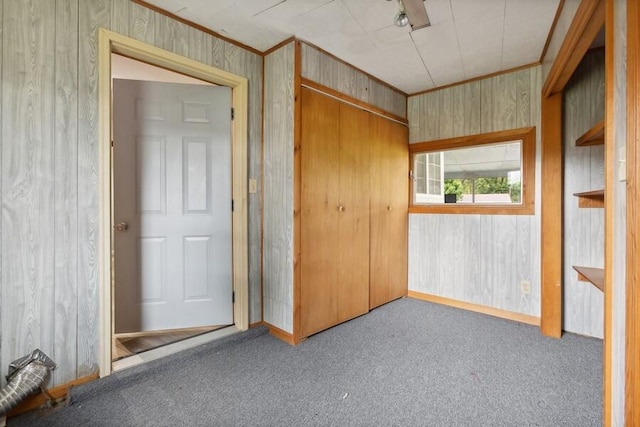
(0, 349), (56, 415)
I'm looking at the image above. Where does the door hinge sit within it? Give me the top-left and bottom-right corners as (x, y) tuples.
(232, 291), (235, 304)
(111, 140), (114, 147)
(231, 107), (235, 121)
(231, 199), (234, 212)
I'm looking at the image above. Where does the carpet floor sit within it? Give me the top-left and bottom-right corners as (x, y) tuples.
(10, 298), (602, 426)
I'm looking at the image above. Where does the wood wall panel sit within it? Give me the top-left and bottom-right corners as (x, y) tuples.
(109, 0), (129, 35)
(129, 2), (155, 44)
(187, 26), (212, 65)
(1, 0), (57, 387)
(53, 0), (79, 386)
(562, 49), (605, 338)
(217, 40), (263, 325)
(463, 81), (481, 135)
(263, 42), (295, 333)
(77, 0), (109, 378)
(300, 42), (406, 119)
(407, 67), (542, 319)
(153, 13), (188, 57)
(0, 0), (264, 387)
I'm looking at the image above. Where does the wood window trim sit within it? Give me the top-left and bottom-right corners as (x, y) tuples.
(408, 127), (536, 215)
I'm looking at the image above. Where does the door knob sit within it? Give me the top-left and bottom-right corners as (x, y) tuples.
(338, 205), (345, 212)
(115, 222), (129, 232)
(387, 206), (393, 211)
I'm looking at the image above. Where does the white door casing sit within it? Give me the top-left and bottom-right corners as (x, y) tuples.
(99, 28), (249, 378)
(113, 78), (233, 333)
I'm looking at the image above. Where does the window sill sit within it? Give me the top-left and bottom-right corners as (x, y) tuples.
(409, 204), (534, 215)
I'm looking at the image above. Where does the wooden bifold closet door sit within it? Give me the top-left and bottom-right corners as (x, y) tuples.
(369, 115), (408, 309)
(299, 87), (407, 338)
(300, 88), (370, 337)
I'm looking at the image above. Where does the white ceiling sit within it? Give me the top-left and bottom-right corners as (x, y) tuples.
(443, 141), (521, 178)
(143, 0), (561, 94)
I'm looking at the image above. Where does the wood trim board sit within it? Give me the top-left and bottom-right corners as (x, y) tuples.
(301, 78), (408, 125)
(408, 127), (536, 215)
(409, 62), (540, 98)
(542, 0), (606, 97)
(292, 40), (303, 345)
(7, 374), (99, 418)
(407, 291), (540, 326)
(266, 322), (298, 346)
(626, 0), (640, 423)
(540, 0), (567, 63)
(540, 92), (563, 338)
(130, 0), (262, 55)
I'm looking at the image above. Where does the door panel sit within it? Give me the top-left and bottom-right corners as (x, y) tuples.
(369, 115), (408, 309)
(337, 102), (370, 322)
(113, 79), (233, 333)
(300, 88), (340, 337)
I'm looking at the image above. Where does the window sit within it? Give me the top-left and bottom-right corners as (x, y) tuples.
(409, 127), (536, 215)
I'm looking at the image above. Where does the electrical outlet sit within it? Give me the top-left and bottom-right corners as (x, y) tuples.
(521, 280), (531, 294)
(249, 179), (257, 194)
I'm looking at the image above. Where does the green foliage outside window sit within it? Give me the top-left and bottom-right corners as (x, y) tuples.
(444, 177), (521, 203)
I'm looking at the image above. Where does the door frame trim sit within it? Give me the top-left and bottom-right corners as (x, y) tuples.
(98, 28), (249, 377)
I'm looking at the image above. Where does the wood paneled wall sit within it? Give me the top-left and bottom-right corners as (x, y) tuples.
(407, 66), (542, 318)
(263, 42), (295, 333)
(300, 43), (407, 119)
(0, 0), (263, 388)
(563, 49), (605, 338)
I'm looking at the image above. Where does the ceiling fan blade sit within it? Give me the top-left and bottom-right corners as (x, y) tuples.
(403, 0), (431, 31)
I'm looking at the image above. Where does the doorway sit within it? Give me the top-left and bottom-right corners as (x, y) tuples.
(110, 57), (234, 361)
(98, 29), (249, 376)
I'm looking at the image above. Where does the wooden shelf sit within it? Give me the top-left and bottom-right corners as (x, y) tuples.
(573, 189), (604, 208)
(576, 120), (605, 146)
(573, 266), (604, 292)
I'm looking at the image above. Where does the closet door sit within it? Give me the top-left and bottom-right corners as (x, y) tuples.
(369, 114), (408, 309)
(301, 88), (340, 337)
(337, 101), (370, 323)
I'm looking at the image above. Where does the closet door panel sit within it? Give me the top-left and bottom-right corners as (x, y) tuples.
(301, 88), (340, 337)
(337, 102), (370, 322)
(369, 115), (408, 309)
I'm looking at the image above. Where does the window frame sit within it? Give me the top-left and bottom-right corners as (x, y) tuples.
(409, 126), (536, 215)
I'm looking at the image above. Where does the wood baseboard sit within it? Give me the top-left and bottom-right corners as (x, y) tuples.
(265, 323), (299, 345)
(408, 291), (541, 326)
(249, 321), (264, 328)
(7, 373), (99, 418)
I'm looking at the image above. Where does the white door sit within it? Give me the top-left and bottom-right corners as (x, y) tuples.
(113, 78), (233, 333)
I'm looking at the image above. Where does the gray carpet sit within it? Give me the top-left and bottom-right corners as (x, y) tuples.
(9, 298), (602, 426)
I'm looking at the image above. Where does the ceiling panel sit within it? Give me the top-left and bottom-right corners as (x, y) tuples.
(143, 0), (562, 94)
(412, 21), (464, 87)
(423, 0), (453, 26)
(450, 0), (506, 24)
